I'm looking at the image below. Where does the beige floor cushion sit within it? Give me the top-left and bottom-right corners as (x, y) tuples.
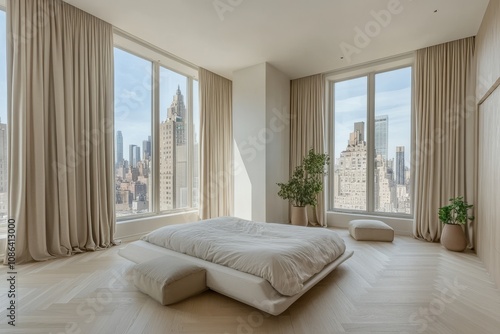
(349, 219), (394, 242)
(133, 255), (207, 305)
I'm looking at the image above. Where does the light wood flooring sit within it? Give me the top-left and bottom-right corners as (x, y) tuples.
(1, 229), (500, 334)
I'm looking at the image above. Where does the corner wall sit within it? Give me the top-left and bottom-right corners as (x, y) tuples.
(476, 0), (500, 288)
(265, 64), (290, 223)
(233, 63), (290, 223)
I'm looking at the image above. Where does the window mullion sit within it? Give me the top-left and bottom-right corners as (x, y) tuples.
(328, 81), (335, 211)
(152, 62), (160, 215)
(367, 73), (376, 213)
(187, 78), (193, 208)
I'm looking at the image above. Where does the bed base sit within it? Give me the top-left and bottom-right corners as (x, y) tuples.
(118, 240), (353, 315)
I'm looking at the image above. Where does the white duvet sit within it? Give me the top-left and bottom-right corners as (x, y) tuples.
(141, 217), (346, 296)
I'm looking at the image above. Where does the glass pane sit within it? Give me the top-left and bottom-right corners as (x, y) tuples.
(0, 10), (8, 234)
(159, 67), (188, 211)
(114, 48), (153, 218)
(192, 79), (200, 208)
(333, 76), (368, 211)
(374, 67), (412, 214)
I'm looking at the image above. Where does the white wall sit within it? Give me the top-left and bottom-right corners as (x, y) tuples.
(265, 64), (290, 224)
(233, 63), (290, 223)
(233, 63), (267, 221)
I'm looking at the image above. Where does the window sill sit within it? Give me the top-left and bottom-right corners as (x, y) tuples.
(115, 210), (199, 242)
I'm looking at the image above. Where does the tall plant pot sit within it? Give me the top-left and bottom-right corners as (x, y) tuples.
(291, 206), (308, 226)
(441, 224), (467, 252)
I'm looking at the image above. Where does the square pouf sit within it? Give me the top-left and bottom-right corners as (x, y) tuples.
(133, 256), (207, 305)
(349, 219), (394, 242)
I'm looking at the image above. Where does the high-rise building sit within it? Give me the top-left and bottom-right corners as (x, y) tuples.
(134, 146), (141, 167)
(334, 121), (411, 214)
(159, 87), (188, 210)
(375, 155), (395, 212)
(375, 115), (388, 160)
(354, 121), (365, 142)
(129, 144), (136, 168)
(168, 86), (187, 145)
(116, 130), (123, 166)
(396, 146), (405, 185)
(142, 137), (151, 160)
(334, 123), (367, 210)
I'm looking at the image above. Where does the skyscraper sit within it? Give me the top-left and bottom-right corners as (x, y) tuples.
(159, 87), (188, 210)
(334, 121), (410, 214)
(168, 86), (187, 145)
(375, 115), (388, 160)
(396, 146), (405, 185)
(116, 131), (123, 166)
(335, 122), (367, 211)
(142, 136), (151, 160)
(354, 121), (365, 142)
(129, 144), (136, 168)
(134, 146), (141, 167)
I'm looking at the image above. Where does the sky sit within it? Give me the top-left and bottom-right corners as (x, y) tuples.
(334, 66), (412, 167)
(0, 10), (6, 125)
(114, 47), (199, 163)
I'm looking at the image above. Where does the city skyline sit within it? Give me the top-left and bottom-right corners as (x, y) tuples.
(334, 121), (411, 214)
(334, 67), (412, 165)
(114, 48), (199, 155)
(115, 84), (197, 216)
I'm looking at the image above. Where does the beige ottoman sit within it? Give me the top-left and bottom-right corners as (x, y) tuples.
(349, 219), (394, 242)
(133, 256), (207, 305)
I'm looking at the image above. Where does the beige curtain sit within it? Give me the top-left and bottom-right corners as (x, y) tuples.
(199, 68), (233, 219)
(6, 0), (116, 263)
(413, 37), (475, 245)
(290, 74), (326, 227)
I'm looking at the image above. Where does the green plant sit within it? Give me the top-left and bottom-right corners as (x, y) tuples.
(277, 149), (330, 207)
(438, 196), (474, 225)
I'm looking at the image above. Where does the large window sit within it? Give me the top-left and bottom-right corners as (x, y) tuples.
(331, 65), (413, 216)
(114, 48), (153, 218)
(0, 8), (8, 234)
(114, 40), (199, 219)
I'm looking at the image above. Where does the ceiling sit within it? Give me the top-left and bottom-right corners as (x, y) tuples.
(64, 0), (489, 79)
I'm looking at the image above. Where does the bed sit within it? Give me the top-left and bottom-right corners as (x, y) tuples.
(118, 217), (353, 315)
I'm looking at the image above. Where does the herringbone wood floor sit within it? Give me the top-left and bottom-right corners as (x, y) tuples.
(1, 229), (500, 334)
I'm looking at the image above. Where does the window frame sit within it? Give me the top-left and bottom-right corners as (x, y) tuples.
(113, 30), (199, 222)
(326, 54), (415, 219)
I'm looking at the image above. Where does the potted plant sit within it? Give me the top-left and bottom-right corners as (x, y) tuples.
(277, 149), (330, 226)
(438, 196), (474, 252)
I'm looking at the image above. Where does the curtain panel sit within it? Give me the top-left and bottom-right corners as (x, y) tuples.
(413, 37), (476, 246)
(290, 74), (326, 227)
(6, 0), (116, 263)
(199, 68), (233, 219)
